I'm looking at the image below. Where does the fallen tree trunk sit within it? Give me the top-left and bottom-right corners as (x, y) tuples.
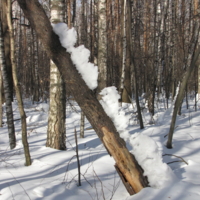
(17, 0), (149, 194)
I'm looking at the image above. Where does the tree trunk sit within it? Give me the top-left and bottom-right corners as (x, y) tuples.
(93, 0), (98, 66)
(198, 62), (200, 99)
(120, 0), (131, 104)
(127, 0), (144, 129)
(17, 0), (149, 194)
(0, 68), (3, 127)
(96, 0), (107, 99)
(6, 0), (32, 165)
(32, 29), (40, 102)
(46, 0), (66, 150)
(0, 0), (14, 100)
(80, 111), (85, 138)
(67, 0), (71, 28)
(0, 20), (16, 149)
(167, 20), (200, 148)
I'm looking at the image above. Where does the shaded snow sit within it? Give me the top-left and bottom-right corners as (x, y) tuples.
(99, 86), (176, 188)
(0, 98), (200, 200)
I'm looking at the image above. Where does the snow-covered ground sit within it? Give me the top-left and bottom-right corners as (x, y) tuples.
(0, 96), (200, 200)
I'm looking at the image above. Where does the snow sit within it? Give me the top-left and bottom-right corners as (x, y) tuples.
(99, 86), (130, 140)
(52, 23), (98, 90)
(1, 24), (200, 199)
(130, 133), (177, 188)
(100, 86), (175, 188)
(1, 96), (200, 200)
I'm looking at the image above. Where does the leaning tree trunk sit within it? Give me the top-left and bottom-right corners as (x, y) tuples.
(46, 0), (66, 150)
(167, 20), (200, 149)
(0, 21), (16, 149)
(17, 0), (149, 194)
(6, 0), (31, 165)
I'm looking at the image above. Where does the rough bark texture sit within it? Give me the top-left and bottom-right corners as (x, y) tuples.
(32, 30), (39, 102)
(120, 0), (127, 102)
(46, 0), (66, 150)
(80, 110), (85, 138)
(17, 0), (149, 194)
(122, 0), (131, 103)
(0, 20), (16, 149)
(0, 0), (13, 99)
(96, 0), (107, 99)
(0, 67), (3, 127)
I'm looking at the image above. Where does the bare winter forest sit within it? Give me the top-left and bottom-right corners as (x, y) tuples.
(0, 0), (200, 200)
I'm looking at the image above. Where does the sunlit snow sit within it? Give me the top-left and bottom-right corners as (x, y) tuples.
(52, 23), (98, 90)
(1, 97), (200, 200)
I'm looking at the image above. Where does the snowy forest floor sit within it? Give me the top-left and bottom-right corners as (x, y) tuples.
(0, 96), (200, 200)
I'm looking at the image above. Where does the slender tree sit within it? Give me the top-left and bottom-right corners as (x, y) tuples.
(6, 0), (31, 165)
(127, 0), (144, 129)
(120, 0), (126, 102)
(0, 0), (13, 99)
(167, 18), (200, 149)
(32, 29), (40, 102)
(96, 0), (107, 99)
(0, 65), (3, 127)
(0, 20), (16, 149)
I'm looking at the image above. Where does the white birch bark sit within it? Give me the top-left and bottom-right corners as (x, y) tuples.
(0, 21), (16, 149)
(97, 0), (107, 100)
(120, 0), (126, 100)
(46, 0), (66, 150)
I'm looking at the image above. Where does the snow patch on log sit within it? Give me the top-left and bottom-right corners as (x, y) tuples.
(100, 86), (177, 188)
(52, 23), (98, 90)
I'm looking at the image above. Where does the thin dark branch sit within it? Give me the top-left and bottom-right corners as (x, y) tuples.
(163, 154), (188, 165)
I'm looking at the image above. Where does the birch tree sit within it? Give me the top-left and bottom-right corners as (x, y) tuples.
(0, 20), (16, 149)
(46, 0), (66, 150)
(96, 0), (107, 100)
(120, 0), (126, 101)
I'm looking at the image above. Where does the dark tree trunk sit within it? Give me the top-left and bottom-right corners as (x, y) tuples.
(0, 21), (16, 149)
(0, 0), (14, 100)
(167, 21), (200, 148)
(127, 0), (144, 129)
